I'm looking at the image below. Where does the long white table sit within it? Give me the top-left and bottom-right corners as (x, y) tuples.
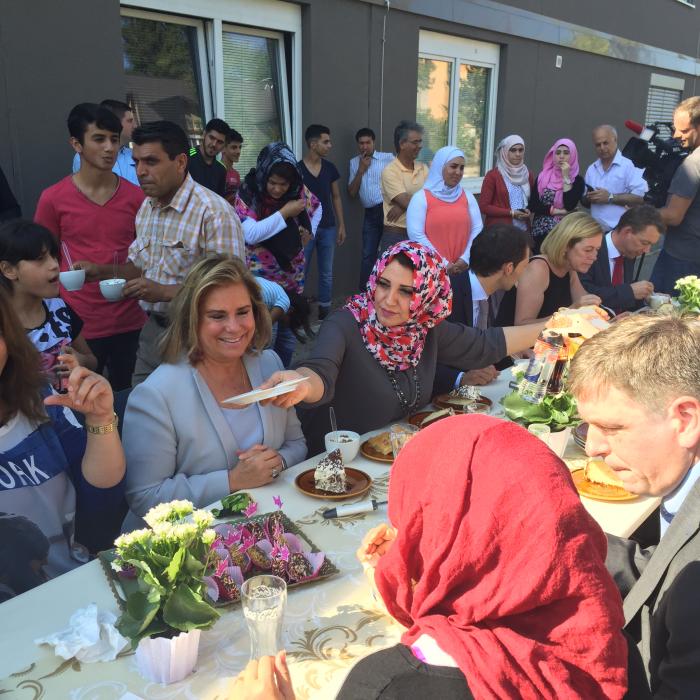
(0, 371), (660, 698)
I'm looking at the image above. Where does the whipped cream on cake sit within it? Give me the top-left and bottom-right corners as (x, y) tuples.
(314, 448), (347, 493)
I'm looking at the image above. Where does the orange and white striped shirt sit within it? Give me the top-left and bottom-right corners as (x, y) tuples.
(129, 174), (244, 312)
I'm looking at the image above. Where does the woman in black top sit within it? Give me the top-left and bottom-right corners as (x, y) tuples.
(529, 138), (585, 253)
(512, 212), (603, 325)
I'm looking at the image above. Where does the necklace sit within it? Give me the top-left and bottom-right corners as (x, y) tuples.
(385, 366), (421, 415)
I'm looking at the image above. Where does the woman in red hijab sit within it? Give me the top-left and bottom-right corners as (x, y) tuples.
(339, 414), (634, 700)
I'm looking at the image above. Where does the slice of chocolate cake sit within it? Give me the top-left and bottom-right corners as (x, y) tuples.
(314, 448), (347, 494)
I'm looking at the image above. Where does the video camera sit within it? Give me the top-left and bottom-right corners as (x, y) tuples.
(621, 120), (687, 208)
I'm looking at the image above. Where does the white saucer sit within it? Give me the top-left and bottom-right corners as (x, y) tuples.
(222, 376), (309, 406)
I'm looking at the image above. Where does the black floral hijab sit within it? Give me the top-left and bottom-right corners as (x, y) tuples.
(236, 143), (315, 270)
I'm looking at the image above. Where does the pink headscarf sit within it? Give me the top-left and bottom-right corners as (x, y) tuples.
(537, 138), (579, 210)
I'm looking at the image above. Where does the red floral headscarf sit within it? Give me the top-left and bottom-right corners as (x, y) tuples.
(344, 241), (452, 371)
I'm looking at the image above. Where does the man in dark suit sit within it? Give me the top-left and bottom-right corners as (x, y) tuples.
(579, 205), (663, 312)
(570, 315), (700, 697)
(433, 224), (531, 395)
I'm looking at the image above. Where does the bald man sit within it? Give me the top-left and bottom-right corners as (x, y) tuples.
(582, 124), (648, 231)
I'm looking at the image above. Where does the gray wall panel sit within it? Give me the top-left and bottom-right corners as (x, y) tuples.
(0, 0), (124, 217)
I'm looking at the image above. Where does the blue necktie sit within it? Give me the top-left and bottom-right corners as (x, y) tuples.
(660, 503), (674, 527)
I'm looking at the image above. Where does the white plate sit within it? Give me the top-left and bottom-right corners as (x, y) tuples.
(222, 377), (309, 406)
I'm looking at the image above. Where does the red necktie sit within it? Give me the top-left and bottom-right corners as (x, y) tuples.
(612, 256), (624, 286)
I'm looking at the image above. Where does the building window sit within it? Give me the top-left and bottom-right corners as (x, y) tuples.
(120, 3), (300, 155)
(222, 27), (290, 175)
(416, 31), (499, 190)
(645, 73), (684, 128)
(121, 11), (209, 145)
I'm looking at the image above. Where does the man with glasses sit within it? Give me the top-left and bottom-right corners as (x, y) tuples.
(378, 120), (429, 253)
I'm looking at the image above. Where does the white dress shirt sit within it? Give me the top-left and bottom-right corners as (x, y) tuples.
(348, 151), (394, 208)
(454, 272), (488, 389)
(470, 271), (488, 328)
(660, 460), (700, 537)
(585, 150), (648, 230)
(606, 230), (622, 279)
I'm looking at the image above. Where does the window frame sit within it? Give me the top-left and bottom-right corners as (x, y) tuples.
(418, 31), (500, 194)
(121, 1), (301, 155)
(120, 7), (214, 127)
(219, 23), (292, 150)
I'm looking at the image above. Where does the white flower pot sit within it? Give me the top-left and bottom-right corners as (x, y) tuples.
(135, 629), (201, 684)
(545, 426), (572, 459)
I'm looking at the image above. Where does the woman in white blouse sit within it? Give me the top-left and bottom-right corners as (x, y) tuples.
(122, 255), (306, 530)
(406, 146), (483, 275)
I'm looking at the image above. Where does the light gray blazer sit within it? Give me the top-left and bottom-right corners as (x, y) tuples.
(122, 351), (306, 531)
(606, 478), (700, 697)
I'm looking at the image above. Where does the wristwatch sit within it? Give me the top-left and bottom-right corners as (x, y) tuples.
(86, 412), (119, 435)
(608, 192), (614, 203)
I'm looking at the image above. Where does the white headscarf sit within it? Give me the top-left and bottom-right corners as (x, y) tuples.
(424, 146), (465, 203)
(496, 135), (530, 198)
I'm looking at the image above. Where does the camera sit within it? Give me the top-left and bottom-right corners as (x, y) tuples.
(621, 121), (688, 208)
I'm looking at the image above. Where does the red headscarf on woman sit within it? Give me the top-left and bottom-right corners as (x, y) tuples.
(374, 414), (628, 700)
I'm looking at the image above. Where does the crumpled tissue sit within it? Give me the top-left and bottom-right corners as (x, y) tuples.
(34, 603), (129, 662)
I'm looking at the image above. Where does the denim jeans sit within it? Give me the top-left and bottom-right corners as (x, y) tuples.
(274, 324), (297, 368)
(650, 249), (700, 295)
(303, 225), (336, 308)
(359, 204), (384, 291)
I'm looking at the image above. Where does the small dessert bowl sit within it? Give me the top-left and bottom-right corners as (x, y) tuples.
(99, 278), (126, 302)
(324, 430), (361, 463)
(648, 292), (671, 310)
(59, 269), (85, 291)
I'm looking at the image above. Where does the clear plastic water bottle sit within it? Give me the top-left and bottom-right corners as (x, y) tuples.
(519, 332), (564, 404)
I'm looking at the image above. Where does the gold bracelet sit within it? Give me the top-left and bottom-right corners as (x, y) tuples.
(86, 412), (119, 435)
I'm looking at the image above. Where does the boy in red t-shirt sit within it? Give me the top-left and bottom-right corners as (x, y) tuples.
(222, 127), (243, 205)
(35, 103), (146, 391)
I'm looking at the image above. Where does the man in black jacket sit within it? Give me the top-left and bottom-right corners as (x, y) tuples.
(579, 205), (663, 312)
(187, 118), (229, 197)
(433, 224), (531, 396)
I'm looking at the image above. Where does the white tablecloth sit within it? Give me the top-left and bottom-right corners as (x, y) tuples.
(0, 369), (660, 697)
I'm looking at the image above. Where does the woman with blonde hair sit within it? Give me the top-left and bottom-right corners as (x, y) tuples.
(496, 212), (603, 326)
(122, 255), (306, 530)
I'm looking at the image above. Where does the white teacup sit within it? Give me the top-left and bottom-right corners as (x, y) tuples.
(324, 430), (361, 463)
(648, 293), (671, 311)
(59, 269), (85, 291)
(99, 278), (126, 302)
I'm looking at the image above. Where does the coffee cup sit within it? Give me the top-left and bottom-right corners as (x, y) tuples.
(648, 293), (671, 310)
(99, 278), (126, 302)
(59, 269), (85, 291)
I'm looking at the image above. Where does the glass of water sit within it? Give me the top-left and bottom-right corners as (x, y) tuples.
(241, 575), (287, 659)
(389, 423), (419, 459)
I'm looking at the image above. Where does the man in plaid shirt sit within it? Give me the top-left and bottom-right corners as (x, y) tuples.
(109, 121), (244, 385)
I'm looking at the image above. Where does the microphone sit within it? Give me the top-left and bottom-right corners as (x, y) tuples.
(624, 119), (644, 135)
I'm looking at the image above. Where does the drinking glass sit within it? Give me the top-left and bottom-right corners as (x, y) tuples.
(528, 423), (551, 441)
(241, 575), (287, 659)
(390, 424), (419, 459)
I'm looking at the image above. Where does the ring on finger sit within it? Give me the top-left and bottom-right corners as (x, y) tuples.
(271, 468), (279, 479)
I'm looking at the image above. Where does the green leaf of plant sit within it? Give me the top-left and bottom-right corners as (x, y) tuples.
(166, 546), (186, 583)
(162, 583), (220, 632)
(183, 551), (205, 577)
(125, 559), (166, 596)
(116, 589), (162, 641)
